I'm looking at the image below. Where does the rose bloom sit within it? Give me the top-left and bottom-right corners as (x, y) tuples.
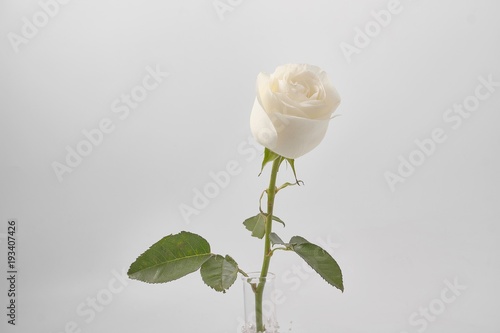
(250, 64), (341, 159)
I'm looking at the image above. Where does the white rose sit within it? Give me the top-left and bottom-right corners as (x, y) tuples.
(250, 64), (341, 159)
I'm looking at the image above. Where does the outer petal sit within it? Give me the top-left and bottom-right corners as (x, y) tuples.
(250, 98), (278, 151)
(256, 72), (276, 116)
(320, 71), (342, 116)
(270, 113), (331, 159)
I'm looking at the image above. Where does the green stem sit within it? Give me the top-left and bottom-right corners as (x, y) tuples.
(255, 157), (282, 332)
(238, 268), (249, 277)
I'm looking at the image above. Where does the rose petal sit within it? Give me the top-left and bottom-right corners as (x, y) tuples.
(250, 98), (278, 150)
(270, 113), (331, 159)
(320, 71), (341, 115)
(257, 72), (284, 116)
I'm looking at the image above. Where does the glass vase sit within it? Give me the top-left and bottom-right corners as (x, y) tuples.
(241, 272), (280, 333)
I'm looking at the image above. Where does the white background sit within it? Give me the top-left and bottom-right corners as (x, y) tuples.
(1, 0), (499, 332)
